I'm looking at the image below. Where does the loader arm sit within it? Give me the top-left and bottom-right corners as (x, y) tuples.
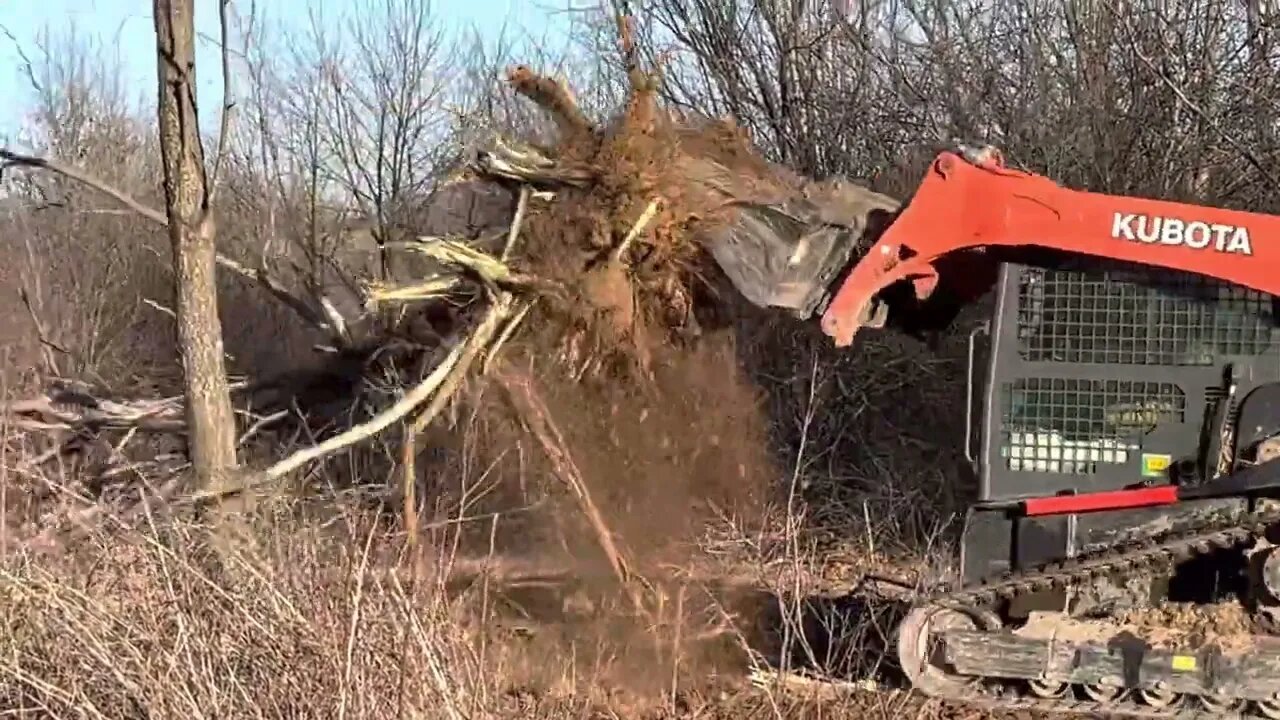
(820, 148), (1280, 346)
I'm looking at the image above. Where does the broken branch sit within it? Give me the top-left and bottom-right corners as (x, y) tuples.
(612, 197), (663, 263)
(497, 370), (635, 591)
(190, 292), (517, 503)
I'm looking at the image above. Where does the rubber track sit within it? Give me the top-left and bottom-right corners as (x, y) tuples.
(911, 505), (1280, 719)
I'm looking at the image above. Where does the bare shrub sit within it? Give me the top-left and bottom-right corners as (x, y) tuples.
(0, 29), (174, 390)
(0, 495), (482, 718)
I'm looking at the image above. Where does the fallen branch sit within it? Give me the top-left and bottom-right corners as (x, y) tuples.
(401, 289), (524, 557)
(6, 387), (185, 433)
(190, 291), (517, 503)
(1, 378), (259, 436)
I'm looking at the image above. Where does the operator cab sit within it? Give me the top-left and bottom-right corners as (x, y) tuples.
(960, 257), (1280, 587)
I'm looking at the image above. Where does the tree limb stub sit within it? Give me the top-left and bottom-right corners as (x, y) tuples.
(468, 136), (595, 188)
(1, 149), (169, 225)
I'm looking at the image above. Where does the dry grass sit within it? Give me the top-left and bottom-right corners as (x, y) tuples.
(0, 311), (966, 719)
(0, 505), (471, 718)
(0, 476), (949, 720)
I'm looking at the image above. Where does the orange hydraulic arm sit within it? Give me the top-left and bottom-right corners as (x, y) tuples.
(819, 147), (1280, 347)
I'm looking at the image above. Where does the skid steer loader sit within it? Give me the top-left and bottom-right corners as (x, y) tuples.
(719, 145), (1280, 717)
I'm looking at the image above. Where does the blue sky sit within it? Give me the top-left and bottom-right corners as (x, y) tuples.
(0, 0), (577, 143)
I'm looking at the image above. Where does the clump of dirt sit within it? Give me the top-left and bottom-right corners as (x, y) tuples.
(1117, 600), (1255, 650)
(1017, 602), (1258, 654)
(500, 32), (826, 382)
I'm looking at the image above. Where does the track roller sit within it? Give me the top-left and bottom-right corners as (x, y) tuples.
(1257, 698), (1280, 719)
(1137, 686), (1182, 709)
(895, 603), (1000, 696)
(1080, 682), (1126, 704)
(1195, 693), (1244, 713)
(1027, 679), (1068, 699)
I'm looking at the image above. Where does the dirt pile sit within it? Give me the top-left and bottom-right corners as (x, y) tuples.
(1017, 602), (1256, 654)
(1117, 601), (1255, 650)
(497, 80), (785, 375)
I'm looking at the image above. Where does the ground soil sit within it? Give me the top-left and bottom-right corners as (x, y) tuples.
(492, 687), (1060, 720)
(1017, 599), (1257, 654)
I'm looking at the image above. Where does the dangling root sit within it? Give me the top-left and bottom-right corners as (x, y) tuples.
(507, 65), (596, 144)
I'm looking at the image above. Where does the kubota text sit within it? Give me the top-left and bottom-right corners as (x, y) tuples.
(1111, 212), (1253, 255)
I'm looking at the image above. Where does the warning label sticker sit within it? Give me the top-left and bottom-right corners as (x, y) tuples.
(1141, 453), (1173, 478)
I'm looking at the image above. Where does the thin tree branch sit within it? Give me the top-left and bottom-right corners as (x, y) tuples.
(1, 149), (169, 226)
(0, 147), (351, 346)
(190, 291), (516, 503)
(208, 0), (236, 205)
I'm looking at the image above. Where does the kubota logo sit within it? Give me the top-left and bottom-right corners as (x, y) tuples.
(1112, 212), (1253, 255)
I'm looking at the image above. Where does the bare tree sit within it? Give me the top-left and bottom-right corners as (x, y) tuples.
(615, 0), (1280, 205)
(152, 0), (238, 489)
(0, 25), (175, 385)
(294, 0), (457, 279)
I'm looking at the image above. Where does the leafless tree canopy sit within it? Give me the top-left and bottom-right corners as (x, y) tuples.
(617, 0), (1280, 206)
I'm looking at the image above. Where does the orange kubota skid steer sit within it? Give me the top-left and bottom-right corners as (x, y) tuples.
(724, 146), (1280, 718)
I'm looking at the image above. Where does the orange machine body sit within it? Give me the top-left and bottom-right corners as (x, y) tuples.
(819, 149), (1280, 346)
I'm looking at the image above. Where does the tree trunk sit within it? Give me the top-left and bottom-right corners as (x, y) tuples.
(153, 0), (238, 489)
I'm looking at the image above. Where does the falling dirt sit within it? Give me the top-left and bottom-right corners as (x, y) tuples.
(391, 17), (918, 714)
(405, 30), (831, 708)
(463, 26), (801, 555)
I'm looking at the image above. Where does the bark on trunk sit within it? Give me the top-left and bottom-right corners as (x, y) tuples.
(153, 0), (238, 489)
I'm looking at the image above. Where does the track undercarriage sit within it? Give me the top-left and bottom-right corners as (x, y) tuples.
(898, 503), (1280, 718)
